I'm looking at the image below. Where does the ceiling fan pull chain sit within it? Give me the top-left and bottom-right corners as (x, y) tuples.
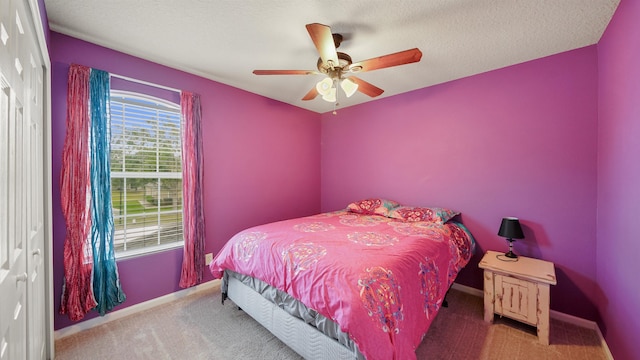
(333, 79), (339, 115)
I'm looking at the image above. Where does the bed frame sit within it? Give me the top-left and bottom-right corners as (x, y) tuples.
(226, 275), (362, 359)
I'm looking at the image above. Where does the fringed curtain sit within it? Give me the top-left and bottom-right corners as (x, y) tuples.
(60, 64), (126, 321)
(60, 65), (96, 320)
(179, 91), (205, 288)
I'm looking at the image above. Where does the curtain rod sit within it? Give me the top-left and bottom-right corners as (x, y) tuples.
(109, 73), (182, 94)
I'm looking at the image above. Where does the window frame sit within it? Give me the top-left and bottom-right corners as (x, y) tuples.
(109, 90), (184, 259)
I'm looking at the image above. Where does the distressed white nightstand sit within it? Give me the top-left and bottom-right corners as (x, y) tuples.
(479, 250), (557, 345)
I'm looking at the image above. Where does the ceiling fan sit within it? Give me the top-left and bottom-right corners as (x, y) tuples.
(253, 23), (422, 103)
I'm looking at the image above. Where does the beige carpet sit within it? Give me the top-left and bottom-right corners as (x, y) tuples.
(55, 286), (608, 360)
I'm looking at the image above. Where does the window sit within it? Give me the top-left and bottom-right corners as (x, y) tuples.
(110, 91), (183, 257)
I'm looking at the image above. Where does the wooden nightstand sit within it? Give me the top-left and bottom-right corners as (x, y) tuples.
(479, 250), (557, 345)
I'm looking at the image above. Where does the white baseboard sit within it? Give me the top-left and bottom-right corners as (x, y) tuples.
(594, 324), (615, 360)
(549, 309), (614, 360)
(54, 279), (221, 341)
(451, 282), (613, 360)
(451, 282), (484, 297)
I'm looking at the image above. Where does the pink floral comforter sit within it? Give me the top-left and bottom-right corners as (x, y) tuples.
(210, 210), (475, 360)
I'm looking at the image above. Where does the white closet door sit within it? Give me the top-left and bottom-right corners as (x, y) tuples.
(0, 0), (46, 359)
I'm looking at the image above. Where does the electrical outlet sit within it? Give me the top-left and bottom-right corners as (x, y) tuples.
(205, 252), (213, 264)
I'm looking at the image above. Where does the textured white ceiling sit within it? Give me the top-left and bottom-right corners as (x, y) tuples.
(44, 0), (620, 114)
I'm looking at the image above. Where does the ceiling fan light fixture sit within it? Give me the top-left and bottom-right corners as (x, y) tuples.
(322, 87), (337, 102)
(316, 77), (333, 96)
(340, 78), (358, 98)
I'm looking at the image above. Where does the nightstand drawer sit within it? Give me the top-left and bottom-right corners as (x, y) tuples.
(494, 274), (537, 325)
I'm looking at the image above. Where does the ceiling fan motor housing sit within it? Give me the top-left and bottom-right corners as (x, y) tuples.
(317, 52), (353, 77)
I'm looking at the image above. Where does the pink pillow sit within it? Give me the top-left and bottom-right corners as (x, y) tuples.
(389, 206), (459, 223)
(346, 198), (400, 216)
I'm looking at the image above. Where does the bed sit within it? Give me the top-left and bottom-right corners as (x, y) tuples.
(209, 199), (475, 360)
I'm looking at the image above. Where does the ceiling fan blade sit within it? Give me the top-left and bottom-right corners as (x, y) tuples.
(350, 48), (423, 72)
(348, 76), (384, 98)
(253, 70), (319, 75)
(306, 23), (339, 66)
(347, 76), (384, 97)
(302, 87), (319, 101)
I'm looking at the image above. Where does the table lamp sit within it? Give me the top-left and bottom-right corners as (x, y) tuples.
(498, 217), (524, 259)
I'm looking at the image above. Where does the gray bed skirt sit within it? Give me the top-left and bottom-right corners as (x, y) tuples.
(223, 271), (365, 359)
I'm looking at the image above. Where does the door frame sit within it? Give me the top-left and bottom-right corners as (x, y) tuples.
(25, 0), (53, 358)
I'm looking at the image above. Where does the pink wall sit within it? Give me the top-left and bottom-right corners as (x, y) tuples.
(50, 32), (321, 329)
(40, 3), (639, 357)
(597, 0), (640, 358)
(43, 3), (638, 357)
(321, 46), (600, 320)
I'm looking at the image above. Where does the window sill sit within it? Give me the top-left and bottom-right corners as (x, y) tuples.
(115, 241), (184, 261)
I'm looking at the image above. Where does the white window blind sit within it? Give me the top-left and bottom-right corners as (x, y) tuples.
(109, 91), (183, 257)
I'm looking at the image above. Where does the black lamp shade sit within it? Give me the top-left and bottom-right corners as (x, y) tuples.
(498, 217), (524, 239)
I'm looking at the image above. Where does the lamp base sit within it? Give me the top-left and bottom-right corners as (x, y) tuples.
(505, 238), (518, 259)
(504, 250), (518, 259)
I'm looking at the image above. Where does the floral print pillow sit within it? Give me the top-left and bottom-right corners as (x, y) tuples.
(389, 206), (459, 223)
(346, 198), (400, 217)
